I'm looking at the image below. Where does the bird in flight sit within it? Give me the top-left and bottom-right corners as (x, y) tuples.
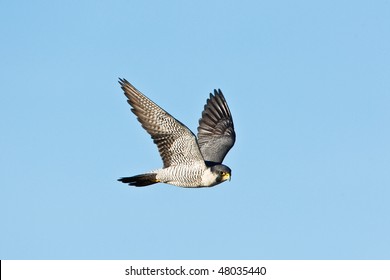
(117, 79), (236, 188)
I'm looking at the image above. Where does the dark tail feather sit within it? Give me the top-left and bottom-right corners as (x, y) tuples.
(118, 173), (159, 187)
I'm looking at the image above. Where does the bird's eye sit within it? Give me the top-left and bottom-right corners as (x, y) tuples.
(220, 171), (225, 176)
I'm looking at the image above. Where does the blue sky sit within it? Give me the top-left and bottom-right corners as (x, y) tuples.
(1, 0), (389, 259)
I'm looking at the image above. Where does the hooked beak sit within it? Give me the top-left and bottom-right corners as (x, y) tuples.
(222, 172), (231, 182)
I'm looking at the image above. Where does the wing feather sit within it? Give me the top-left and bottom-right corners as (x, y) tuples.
(197, 89), (235, 164)
(119, 78), (205, 168)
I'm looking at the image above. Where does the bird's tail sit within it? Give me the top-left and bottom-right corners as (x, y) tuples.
(118, 173), (159, 187)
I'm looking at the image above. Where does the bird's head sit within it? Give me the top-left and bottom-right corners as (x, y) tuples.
(210, 164), (232, 183)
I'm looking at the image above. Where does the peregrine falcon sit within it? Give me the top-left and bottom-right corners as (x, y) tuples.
(117, 78), (235, 188)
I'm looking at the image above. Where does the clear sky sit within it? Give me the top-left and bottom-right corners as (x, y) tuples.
(1, 0), (389, 260)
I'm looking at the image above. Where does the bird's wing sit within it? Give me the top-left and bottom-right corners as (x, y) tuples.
(119, 78), (205, 168)
(197, 89), (236, 164)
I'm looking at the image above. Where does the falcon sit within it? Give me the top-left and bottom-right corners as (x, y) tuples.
(117, 78), (235, 188)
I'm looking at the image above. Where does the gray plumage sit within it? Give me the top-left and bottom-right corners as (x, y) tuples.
(117, 78), (235, 188)
(197, 89), (236, 164)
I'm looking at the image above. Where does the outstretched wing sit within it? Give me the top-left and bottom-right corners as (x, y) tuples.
(197, 89), (235, 164)
(119, 78), (205, 168)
